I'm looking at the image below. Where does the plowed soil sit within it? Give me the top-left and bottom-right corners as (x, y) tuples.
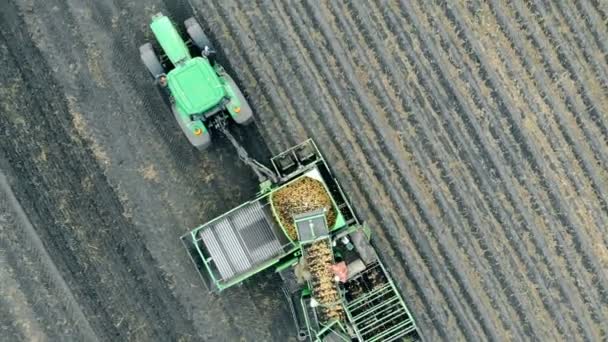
(1, 0), (607, 341)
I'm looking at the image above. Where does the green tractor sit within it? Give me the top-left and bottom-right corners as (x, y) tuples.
(139, 13), (253, 150)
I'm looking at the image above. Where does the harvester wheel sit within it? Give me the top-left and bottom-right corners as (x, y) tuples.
(184, 18), (214, 56)
(297, 330), (308, 341)
(223, 73), (253, 125)
(139, 43), (164, 78)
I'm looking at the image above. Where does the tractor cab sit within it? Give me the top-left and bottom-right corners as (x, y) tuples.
(167, 57), (226, 116)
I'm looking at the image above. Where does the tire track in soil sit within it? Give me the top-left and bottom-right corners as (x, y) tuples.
(76, 2), (255, 337)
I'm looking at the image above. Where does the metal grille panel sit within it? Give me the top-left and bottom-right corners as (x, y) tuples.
(199, 201), (284, 281)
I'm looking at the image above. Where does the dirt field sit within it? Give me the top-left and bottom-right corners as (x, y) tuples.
(1, 0), (607, 341)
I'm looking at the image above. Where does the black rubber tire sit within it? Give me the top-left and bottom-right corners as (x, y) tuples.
(184, 18), (214, 54)
(223, 73), (254, 125)
(297, 331), (308, 342)
(139, 43), (164, 78)
(171, 105), (211, 150)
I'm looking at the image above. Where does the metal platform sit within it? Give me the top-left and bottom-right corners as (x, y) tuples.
(344, 264), (417, 341)
(198, 201), (284, 281)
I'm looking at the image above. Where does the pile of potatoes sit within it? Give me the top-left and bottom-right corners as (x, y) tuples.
(305, 239), (344, 322)
(272, 177), (337, 241)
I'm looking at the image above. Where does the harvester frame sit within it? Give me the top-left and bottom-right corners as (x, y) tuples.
(181, 140), (421, 341)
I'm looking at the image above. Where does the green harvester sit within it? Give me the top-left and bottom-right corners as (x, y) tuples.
(181, 140), (422, 342)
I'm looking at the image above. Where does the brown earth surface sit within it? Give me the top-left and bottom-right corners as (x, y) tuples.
(1, 0), (607, 341)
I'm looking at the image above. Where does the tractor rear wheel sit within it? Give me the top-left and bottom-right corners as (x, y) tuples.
(184, 18), (214, 56)
(139, 43), (164, 78)
(172, 105), (211, 150)
(223, 73), (253, 125)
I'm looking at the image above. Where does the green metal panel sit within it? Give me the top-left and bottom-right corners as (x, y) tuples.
(315, 321), (350, 341)
(168, 58), (226, 115)
(150, 14), (191, 65)
(274, 257), (299, 273)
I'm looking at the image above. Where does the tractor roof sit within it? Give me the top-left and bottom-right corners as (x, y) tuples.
(150, 14), (190, 65)
(167, 57), (226, 115)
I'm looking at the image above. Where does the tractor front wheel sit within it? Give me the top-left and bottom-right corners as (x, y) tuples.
(139, 43), (164, 79)
(184, 18), (214, 56)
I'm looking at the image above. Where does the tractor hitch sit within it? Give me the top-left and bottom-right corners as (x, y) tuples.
(213, 116), (278, 187)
